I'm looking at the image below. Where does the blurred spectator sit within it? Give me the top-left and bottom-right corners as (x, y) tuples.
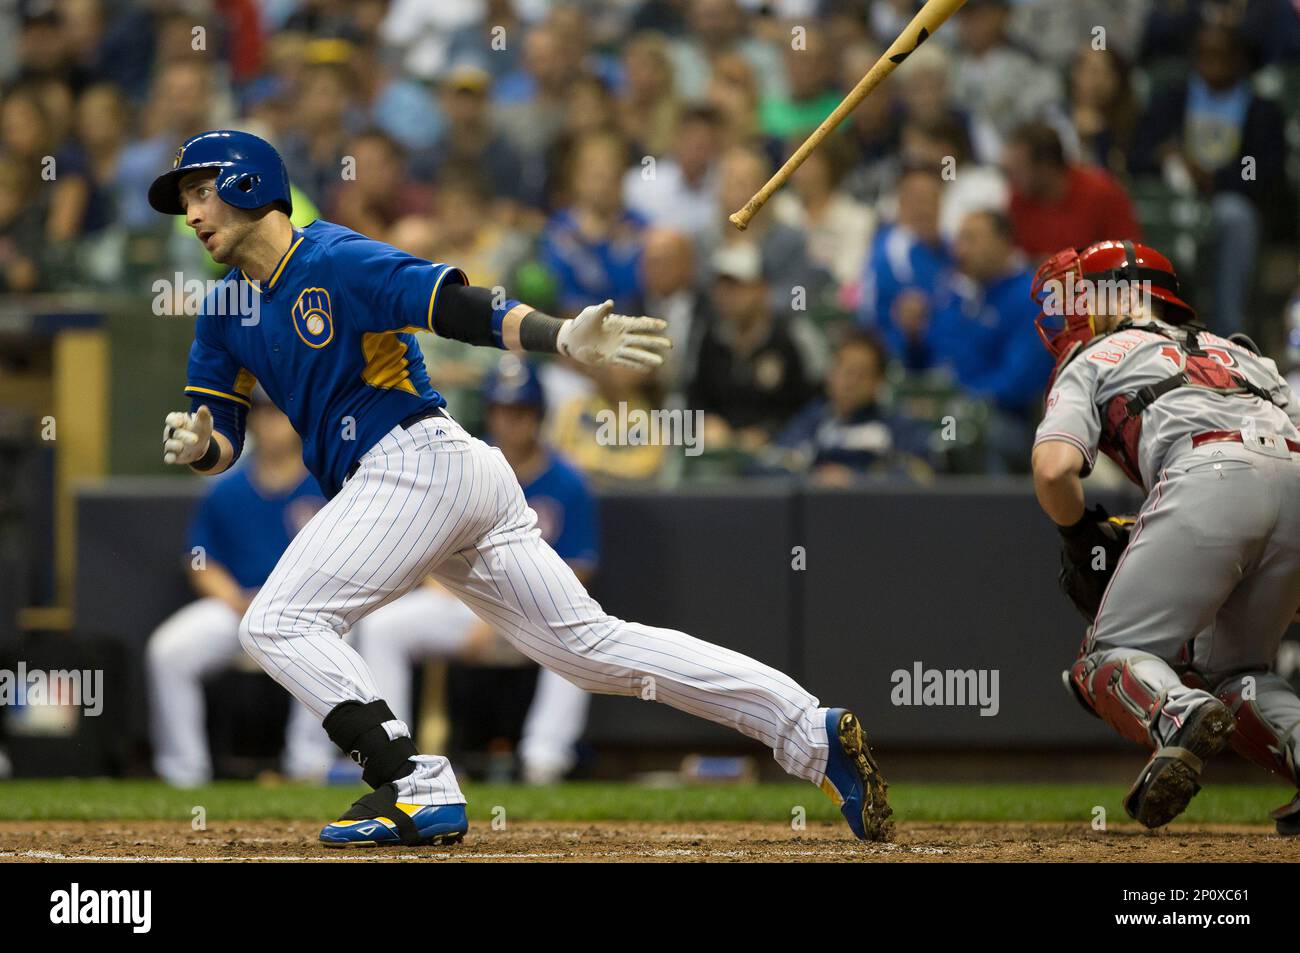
(444, 0), (526, 82)
(549, 362), (669, 486)
(543, 73), (622, 208)
(1010, 0), (1149, 68)
(376, 0), (488, 81)
(759, 24), (840, 139)
(870, 0), (923, 47)
(858, 166), (952, 352)
(1130, 22), (1289, 335)
(772, 331), (931, 485)
(899, 114), (1008, 242)
(688, 242), (819, 448)
(11, 0), (79, 87)
(622, 104), (723, 244)
(669, 0), (788, 101)
(0, 158), (43, 292)
(328, 129), (433, 239)
(540, 132), (646, 316)
(924, 210), (1053, 472)
(1003, 121), (1139, 259)
(949, 0), (1064, 163)
(619, 32), (681, 158)
(1140, 0), (1300, 67)
(893, 40), (960, 131)
(1066, 44), (1138, 176)
(632, 0), (691, 36)
(115, 60), (217, 228)
(413, 66), (530, 208)
(61, 83), (130, 232)
(839, 41), (903, 207)
(279, 58), (359, 207)
(703, 50), (765, 152)
(1, 81), (56, 167)
(716, 144), (826, 313)
(493, 23), (571, 167)
(0, 84), (58, 240)
(772, 135), (876, 296)
(641, 227), (711, 396)
(430, 172), (529, 290)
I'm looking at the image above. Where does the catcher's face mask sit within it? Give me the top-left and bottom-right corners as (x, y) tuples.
(1032, 247), (1097, 363)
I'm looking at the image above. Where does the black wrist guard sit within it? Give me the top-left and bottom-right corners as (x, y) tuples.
(191, 438), (221, 471)
(519, 311), (564, 353)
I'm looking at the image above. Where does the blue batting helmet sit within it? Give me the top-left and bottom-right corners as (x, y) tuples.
(148, 129), (292, 216)
(482, 355), (545, 411)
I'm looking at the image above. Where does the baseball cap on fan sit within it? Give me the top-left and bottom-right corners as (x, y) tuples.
(711, 242), (764, 284)
(441, 64), (491, 95)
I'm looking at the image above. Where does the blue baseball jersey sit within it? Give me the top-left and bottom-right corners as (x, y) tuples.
(519, 451), (599, 570)
(187, 468), (326, 590)
(185, 220), (475, 497)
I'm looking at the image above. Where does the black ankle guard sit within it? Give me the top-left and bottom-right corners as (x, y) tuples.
(341, 784), (422, 845)
(323, 700), (418, 788)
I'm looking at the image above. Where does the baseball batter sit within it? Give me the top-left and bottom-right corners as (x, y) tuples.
(149, 130), (890, 845)
(1032, 240), (1300, 833)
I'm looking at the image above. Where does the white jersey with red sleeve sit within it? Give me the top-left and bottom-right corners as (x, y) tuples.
(1035, 319), (1300, 491)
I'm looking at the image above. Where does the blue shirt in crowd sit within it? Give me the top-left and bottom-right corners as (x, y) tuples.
(923, 267), (1055, 414)
(518, 450), (599, 571)
(539, 209), (646, 316)
(857, 223), (953, 358)
(186, 468), (326, 590)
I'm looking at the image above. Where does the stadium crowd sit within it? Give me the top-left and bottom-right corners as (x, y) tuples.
(2, 0), (1299, 481)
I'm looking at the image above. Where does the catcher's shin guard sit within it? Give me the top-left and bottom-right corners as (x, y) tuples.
(323, 699), (418, 788)
(1214, 674), (1300, 785)
(1069, 652), (1167, 748)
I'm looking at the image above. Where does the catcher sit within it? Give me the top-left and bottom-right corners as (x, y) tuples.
(1032, 240), (1300, 834)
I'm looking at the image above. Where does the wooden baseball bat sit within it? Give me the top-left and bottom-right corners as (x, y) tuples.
(728, 0), (969, 231)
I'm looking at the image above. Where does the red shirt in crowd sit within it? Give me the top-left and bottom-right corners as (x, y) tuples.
(1009, 165), (1140, 258)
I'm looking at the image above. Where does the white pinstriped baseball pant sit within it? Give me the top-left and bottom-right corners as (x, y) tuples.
(239, 416), (830, 804)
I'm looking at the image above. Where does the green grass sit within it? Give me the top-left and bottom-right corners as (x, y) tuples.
(0, 779), (1291, 825)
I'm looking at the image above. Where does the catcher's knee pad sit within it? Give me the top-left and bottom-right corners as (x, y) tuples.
(1215, 675), (1300, 785)
(323, 700), (418, 788)
(1069, 652), (1166, 748)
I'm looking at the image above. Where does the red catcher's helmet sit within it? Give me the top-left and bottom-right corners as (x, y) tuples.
(1032, 239), (1196, 361)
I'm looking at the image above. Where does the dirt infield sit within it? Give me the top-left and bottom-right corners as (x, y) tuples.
(0, 819), (1295, 862)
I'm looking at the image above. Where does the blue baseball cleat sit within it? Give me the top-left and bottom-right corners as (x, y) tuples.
(320, 784), (468, 848)
(820, 708), (892, 841)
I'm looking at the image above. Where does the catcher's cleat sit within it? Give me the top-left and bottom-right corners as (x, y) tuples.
(820, 707), (892, 841)
(1271, 793), (1300, 837)
(1123, 699), (1235, 830)
(319, 783), (468, 848)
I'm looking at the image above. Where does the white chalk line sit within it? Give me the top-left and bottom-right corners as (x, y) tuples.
(1, 844), (939, 862)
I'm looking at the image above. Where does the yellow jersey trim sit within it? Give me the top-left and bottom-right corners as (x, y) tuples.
(240, 235), (304, 293)
(425, 265), (464, 333)
(185, 385), (253, 409)
(268, 236), (304, 289)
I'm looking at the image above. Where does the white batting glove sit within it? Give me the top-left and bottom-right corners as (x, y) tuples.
(162, 406), (214, 465)
(556, 299), (672, 370)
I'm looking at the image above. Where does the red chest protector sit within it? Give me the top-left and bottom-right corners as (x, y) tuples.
(1057, 324), (1278, 487)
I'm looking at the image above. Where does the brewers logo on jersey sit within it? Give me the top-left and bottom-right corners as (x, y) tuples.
(292, 287), (334, 348)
